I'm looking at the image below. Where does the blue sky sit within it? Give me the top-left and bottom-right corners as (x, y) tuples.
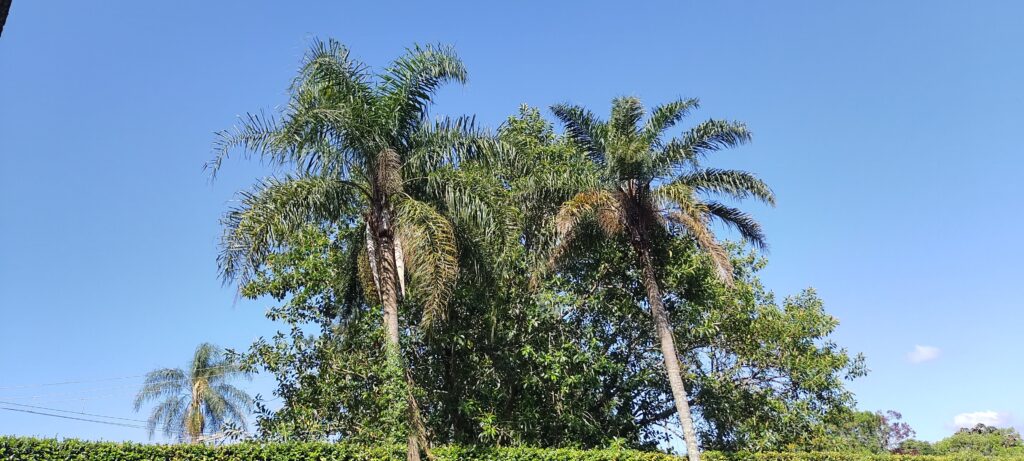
(1, 0), (1022, 444)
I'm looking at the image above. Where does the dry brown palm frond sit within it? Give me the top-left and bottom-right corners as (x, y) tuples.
(549, 189), (623, 266)
(669, 209), (734, 287)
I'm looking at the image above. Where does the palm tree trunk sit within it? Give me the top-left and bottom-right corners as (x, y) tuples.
(372, 206), (428, 461)
(637, 247), (701, 461)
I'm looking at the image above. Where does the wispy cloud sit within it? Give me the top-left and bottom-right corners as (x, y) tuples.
(907, 345), (941, 364)
(953, 411), (1010, 428)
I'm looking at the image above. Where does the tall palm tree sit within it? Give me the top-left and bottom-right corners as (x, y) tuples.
(133, 342), (251, 443)
(209, 39), (500, 459)
(548, 97), (775, 461)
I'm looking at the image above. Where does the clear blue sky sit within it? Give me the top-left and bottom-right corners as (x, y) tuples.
(1, 0), (1022, 444)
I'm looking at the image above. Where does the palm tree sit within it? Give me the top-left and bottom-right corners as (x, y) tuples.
(133, 342), (251, 443)
(209, 39), (500, 459)
(548, 97), (775, 461)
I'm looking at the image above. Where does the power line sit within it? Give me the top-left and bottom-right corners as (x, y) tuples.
(0, 365), (242, 392)
(0, 374), (147, 391)
(0, 400), (149, 423)
(0, 367), (245, 401)
(0, 407), (146, 429)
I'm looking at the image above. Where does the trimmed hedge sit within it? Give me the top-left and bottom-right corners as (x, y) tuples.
(3, 437), (1024, 461)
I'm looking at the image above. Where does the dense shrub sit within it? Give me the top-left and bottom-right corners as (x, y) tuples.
(5, 437), (1024, 461)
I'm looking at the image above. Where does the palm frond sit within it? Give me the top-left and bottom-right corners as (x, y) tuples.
(292, 38), (370, 98)
(642, 97), (700, 145)
(200, 383), (251, 435)
(705, 202), (768, 250)
(406, 115), (506, 175)
(394, 196), (459, 327)
(134, 368), (187, 411)
(551, 189), (624, 265)
(207, 111), (284, 179)
(656, 119), (751, 172)
(379, 43), (467, 137)
(425, 166), (517, 238)
(656, 181), (735, 284)
(218, 175), (364, 285)
(676, 168), (776, 205)
(609, 96), (645, 139)
(190, 343), (222, 376)
(550, 103), (607, 165)
(668, 208), (734, 286)
(147, 395), (187, 440)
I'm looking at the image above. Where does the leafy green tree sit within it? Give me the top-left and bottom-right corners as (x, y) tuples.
(547, 97), (774, 460)
(230, 106), (862, 452)
(133, 343), (251, 443)
(210, 39), (501, 459)
(935, 424), (1023, 456)
(895, 439), (936, 455)
(799, 410), (914, 453)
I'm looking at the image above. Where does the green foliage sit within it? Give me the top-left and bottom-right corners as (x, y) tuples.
(897, 440), (937, 456)
(229, 225), (408, 444)
(229, 106), (865, 451)
(934, 425), (1023, 456)
(6, 437), (1024, 461)
(211, 41), (860, 453)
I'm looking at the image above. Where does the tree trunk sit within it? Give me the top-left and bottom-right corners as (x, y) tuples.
(186, 380), (206, 444)
(372, 205), (428, 461)
(637, 247), (701, 461)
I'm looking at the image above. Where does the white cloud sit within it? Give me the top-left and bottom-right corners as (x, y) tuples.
(907, 345), (941, 363)
(953, 411), (1009, 428)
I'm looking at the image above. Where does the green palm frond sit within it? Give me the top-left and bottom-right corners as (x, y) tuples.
(379, 43), (467, 138)
(395, 196), (459, 327)
(207, 111), (284, 178)
(218, 175), (364, 285)
(655, 119), (751, 174)
(705, 202), (768, 250)
(676, 168), (776, 205)
(550, 103), (607, 164)
(609, 96), (645, 139)
(406, 115), (506, 175)
(292, 38), (370, 98)
(134, 368), (187, 411)
(425, 166), (517, 239)
(147, 395), (187, 440)
(642, 98), (700, 145)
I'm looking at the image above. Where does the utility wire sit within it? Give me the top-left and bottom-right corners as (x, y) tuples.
(0, 400), (149, 423)
(0, 365), (241, 391)
(0, 374), (147, 391)
(0, 367), (244, 401)
(0, 407), (146, 429)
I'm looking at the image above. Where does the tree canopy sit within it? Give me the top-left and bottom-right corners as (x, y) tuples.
(220, 101), (865, 453)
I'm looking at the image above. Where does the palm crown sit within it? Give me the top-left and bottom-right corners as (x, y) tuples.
(133, 343), (251, 442)
(550, 96), (775, 283)
(211, 38), (499, 328)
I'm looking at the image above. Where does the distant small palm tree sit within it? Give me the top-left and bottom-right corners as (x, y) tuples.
(133, 343), (251, 443)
